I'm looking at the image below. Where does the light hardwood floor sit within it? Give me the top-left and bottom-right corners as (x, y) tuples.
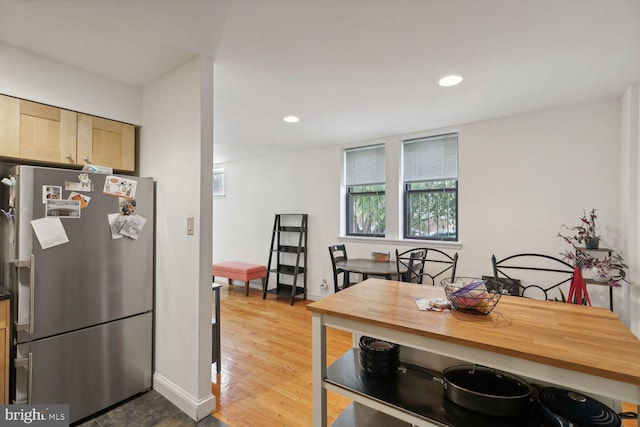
(210, 283), (352, 426)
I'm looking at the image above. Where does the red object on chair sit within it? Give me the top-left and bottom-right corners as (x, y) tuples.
(212, 262), (267, 296)
(567, 267), (591, 306)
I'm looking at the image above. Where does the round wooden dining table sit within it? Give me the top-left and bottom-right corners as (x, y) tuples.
(335, 258), (407, 281)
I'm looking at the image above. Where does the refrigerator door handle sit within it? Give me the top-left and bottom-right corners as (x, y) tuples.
(15, 254), (35, 334)
(29, 254), (35, 334)
(14, 352), (33, 404)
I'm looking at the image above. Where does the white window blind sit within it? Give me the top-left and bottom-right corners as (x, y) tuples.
(403, 133), (458, 182)
(345, 144), (385, 186)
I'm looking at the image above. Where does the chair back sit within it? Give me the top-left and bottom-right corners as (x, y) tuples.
(423, 249), (458, 286)
(395, 248), (427, 283)
(491, 253), (574, 300)
(329, 244), (350, 292)
(329, 244), (347, 265)
(397, 247), (458, 285)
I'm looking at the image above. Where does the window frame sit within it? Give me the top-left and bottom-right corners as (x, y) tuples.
(344, 144), (386, 238)
(346, 184), (386, 237)
(401, 133), (459, 241)
(403, 180), (458, 241)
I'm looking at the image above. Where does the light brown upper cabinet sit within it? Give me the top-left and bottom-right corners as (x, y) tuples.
(0, 95), (136, 173)
(77, 114), (135, 172)
(0, 94), (77, 166)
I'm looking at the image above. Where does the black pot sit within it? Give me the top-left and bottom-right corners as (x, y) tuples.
(438, 365), (532, 417)
(538, 387), (621, 427)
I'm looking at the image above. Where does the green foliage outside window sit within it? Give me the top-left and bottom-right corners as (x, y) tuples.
(406, 180), (457, 240)
(347, 185), (385, 236)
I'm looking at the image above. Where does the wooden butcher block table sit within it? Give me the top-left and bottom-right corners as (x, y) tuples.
(308, 278), (640, 427)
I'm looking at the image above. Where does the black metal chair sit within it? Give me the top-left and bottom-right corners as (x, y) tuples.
(395, 248), (458, 285)
(328, 244), (356, 292)
(395, 248), (427, 283)
(491, 253), (575, 300)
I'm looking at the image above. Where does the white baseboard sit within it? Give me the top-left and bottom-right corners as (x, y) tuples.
(153, 372), (216, 421)
(306, 292), (322, 301)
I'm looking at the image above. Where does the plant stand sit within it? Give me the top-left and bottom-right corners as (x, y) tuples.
(577, 247), (614, 311)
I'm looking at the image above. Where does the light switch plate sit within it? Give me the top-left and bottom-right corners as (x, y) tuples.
(187, 216), (194, 235)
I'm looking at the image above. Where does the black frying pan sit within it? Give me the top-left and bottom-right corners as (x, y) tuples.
(435, 365), (532, 417)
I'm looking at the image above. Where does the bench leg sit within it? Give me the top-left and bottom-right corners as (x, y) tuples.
(245, 280), (250, 296)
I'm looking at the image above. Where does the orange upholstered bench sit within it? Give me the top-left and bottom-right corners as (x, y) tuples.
(212, 262), (267, 296)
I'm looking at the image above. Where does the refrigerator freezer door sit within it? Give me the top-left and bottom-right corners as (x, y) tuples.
(12, 166), (154, 342)
(14, 312), (152, 423)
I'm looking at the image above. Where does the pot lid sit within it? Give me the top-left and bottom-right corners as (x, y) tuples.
(539, 387), (621, 427)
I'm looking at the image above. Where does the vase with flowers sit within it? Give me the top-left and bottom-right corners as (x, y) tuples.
(558, 208), (628, 287)
(560, 208), (600, 249)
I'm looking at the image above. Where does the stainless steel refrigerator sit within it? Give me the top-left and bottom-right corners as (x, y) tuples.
(0, 165), (153, 423)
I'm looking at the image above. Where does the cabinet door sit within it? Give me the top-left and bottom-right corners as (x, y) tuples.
(77, 113), (135, 172)
(2, 95), (78, 164)
(0, 95), (20, 158)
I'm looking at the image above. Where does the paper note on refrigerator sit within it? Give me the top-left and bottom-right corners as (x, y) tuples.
(119, 215), (147, 240)
(103, 175), (137, 199)
(107, 213), (147, 240)
(31, 217), (69, 249)
(107, 213), (125, 239)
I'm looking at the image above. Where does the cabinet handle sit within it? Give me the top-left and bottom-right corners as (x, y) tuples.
(83, 156), (91, 164)
(28, 254), (35, 335)
(65, 154), (73, 160)
(28, 352), (33, 403)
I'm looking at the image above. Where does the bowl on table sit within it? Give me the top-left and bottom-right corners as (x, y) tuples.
(441, 277), (502, 315)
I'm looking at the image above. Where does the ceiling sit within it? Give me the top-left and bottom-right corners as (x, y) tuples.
(1, 0), (639, 163)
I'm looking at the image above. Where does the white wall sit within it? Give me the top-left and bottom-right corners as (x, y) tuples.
(457, 100), (621, 295)
(621, 83), (640, 336)
(140, 57), (215, 420)
(213, 146), (343, 293)
(214, 98), (633, 326)
(0, 42), (141, 124)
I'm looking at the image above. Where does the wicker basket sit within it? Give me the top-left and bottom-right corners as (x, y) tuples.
(441, 277), (502, 315)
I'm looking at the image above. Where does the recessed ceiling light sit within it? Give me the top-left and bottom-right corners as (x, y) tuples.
(283, 115), (300, 123)
(439, 75), (463, 87)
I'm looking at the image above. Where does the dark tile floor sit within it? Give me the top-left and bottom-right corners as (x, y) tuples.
(74, 390), (227, 427)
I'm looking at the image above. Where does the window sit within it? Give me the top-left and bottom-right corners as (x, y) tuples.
(213, 168), (225, 197)
(345, 145), (385, 237)
(403, 133), (458, 241)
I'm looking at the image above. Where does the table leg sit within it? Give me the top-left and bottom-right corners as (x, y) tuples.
(312, 313), (327, 427)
